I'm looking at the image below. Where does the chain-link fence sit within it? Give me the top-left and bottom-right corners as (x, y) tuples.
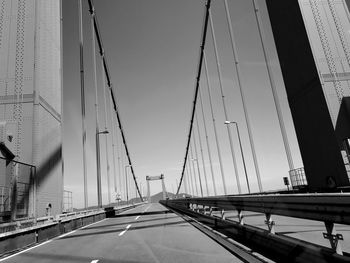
(0, 157), (35, 223)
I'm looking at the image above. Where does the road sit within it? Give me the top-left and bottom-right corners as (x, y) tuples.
(1, 203), (242, 263)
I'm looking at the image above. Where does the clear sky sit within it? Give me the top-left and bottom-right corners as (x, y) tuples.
(62, 0), (303, 208)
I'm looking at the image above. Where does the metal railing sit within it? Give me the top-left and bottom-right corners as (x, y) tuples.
(63, 190), (73, 213)
(0, 157), (35, 222)
(164, 193), (350, 256)
(289, 167), (308, 189)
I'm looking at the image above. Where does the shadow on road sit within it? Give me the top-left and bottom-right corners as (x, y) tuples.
(60, 219), (187, 240)
(85, 215), (179, 230)
(114, 210), (173, 218)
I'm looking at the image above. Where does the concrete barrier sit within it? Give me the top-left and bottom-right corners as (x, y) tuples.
(0, 203), (145, 256)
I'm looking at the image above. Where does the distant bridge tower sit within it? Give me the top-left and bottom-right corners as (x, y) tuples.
(0, 0), (63, 217)
(146, 174), (166, 203)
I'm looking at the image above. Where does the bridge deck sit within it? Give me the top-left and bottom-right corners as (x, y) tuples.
(0, 203), (242, 263)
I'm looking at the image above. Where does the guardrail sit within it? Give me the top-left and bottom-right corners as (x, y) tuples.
(170, 193), (350, 225)
(161, 194), (350, 262)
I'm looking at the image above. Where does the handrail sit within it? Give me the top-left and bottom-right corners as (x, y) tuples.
(169, 193), (350, 225)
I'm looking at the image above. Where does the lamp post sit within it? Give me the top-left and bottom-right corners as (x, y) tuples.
(225, 121), (251, 193)
(96, 130), (109, 207)
(125, 165), (131, 204)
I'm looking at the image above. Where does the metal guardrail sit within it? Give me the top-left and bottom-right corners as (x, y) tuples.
(171, 193), (350, 224)
(166, 193), (350, 256)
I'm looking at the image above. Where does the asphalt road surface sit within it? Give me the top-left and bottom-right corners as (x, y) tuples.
(1, 203), (242, 263)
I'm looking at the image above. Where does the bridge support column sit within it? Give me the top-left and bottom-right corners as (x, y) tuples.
(265, 213), (275, 234)
(147, 180), (150, 203)
(323, 222), (343, 255)
(237, 210), (244, 225)
(221, 209), (225, 220)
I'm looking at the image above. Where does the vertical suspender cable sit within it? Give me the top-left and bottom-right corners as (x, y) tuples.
(187, 161), (195, 196)
(249, 0), (294, 170)
(190, 144), (199, 196)
(117, 130), (122, 199)
(195, 113), (209, 195)
(222, 1), (263, 192)
(192, 127), (204, 197)
(90, 6), (102, 207)
(108, 88), (118, 194)
(101, 57), (111, 204)
(209, 11), (241, 194)
(78, 0), (88, 208)
(176, 0), (212, 195)
(121, 144), (125, 200)
(183, 170), (189, 194)
(204, 52), (226, 195)
(199, 85), (217, 195)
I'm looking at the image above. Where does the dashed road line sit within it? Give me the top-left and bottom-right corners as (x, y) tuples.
(118, 230), (127, 236)
(135, 215), (140, 220)
(119, 224), (132, 236)
(91, 260), (99, 263)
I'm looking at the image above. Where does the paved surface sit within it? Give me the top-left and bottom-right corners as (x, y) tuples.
(1, 203), (242, 263)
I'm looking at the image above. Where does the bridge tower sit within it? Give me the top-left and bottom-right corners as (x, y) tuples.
(0, 0), (63, 217)
(266, 0), (350, 190)
(146, 174), (166, 203)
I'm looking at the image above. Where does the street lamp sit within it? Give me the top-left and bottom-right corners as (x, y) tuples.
(125, 165), (131, 204)
(224, 121), (251, 193)
(96, 130), (109, 207)
(97, 130), (109, 135)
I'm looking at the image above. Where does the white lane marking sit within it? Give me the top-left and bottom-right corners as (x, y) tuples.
(0, 218), (108, 262)
(135, 215), (140, 220)
(118, 224), (132, 236)
(91, 260), (99, 263)
(0, 239), (52, 262)
(118, 230), (127, 236)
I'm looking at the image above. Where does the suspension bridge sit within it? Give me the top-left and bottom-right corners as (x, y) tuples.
(1, 0), (350, 262)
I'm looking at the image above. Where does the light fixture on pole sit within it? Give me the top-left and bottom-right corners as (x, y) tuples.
(224, 121), (251, 193)
(96, 130), (109, 207)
